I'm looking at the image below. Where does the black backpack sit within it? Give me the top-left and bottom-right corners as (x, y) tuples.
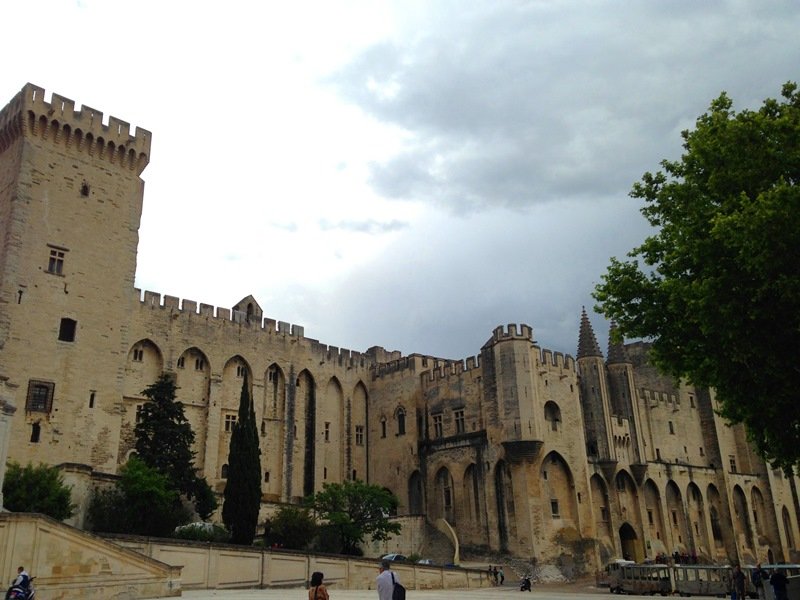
(391, 572), (406, 600)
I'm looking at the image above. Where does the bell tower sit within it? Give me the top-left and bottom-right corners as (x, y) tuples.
(0, 84), (151, 471)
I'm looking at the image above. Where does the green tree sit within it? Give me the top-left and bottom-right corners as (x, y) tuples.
(2, 462), (75, 521)
(87, 456), (190, 536)
(263, 505), (318, 550)
(135, 373), (217, 518)
(307, 479), (401, 555)
(593, 82), (800, 471)
(222, 373), (262, 544)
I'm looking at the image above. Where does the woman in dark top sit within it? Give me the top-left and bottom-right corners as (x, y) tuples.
(308, 571), (330, 600)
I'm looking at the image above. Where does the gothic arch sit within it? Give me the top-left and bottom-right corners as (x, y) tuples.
(463, 463), (483, 527)
(619, 521), (639, 562)
(591, 474), (614, 563)
(295, 369), (317, 497)
(264, 363), (286, 420)
(782, 506), (795, 550)
(124, 338), (164, 398)
(175, 346), (211, 471)
(732, 484), (755, 552)
(541, 451), (578, 524)
(494, 460), (516, 552)
(544, 401), (562, 432)
(434, 466), (456, 524)
(320, 377), (344, 482)
(408, 470), (424, 514)
(666, 480), (690, 551)
(643, 478), (667, 554)
(687, 482), (710, 560)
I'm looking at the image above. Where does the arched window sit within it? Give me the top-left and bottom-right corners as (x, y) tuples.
(221, 464), (229, 479)
(544, 401), (561, 431)
(397, 408), (406, 436)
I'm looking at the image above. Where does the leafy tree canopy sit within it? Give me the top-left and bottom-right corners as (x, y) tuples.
(2, 462), (75, 521)
(306, 479), (401, 555)
(593, 82), (800, 471)
(87, 456), (190, 536)
(222, 373), (262, 545)
(263, 505), (318, 550)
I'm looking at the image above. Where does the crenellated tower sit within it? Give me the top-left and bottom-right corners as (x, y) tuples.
(0, 84), (151, 471)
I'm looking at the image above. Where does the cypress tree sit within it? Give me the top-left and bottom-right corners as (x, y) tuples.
(222, 372), (262, 544)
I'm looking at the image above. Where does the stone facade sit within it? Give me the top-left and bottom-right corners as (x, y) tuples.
(0, 84), (798, 571)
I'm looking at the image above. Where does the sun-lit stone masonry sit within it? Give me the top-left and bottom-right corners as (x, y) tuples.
(0, 84), (798, 576)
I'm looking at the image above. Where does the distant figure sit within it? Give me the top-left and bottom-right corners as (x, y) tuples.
(752, 563), (769, 600)
(308, 571), (329, 600)
(493, 566), (499, 585)
(377, 559), (397, 600)
(498, 566), (505, 585)
(488, 565), (494, 585)
(732, 565), (746, 600)
(770, 569), (788, 600)
(520, 576), (532, 592)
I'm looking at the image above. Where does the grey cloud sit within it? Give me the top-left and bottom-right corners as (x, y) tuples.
(318, 219), (409, 234)
(329, 2), (800, 212)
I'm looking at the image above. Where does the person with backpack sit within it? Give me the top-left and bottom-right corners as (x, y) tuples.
(377, 559), (405, 600)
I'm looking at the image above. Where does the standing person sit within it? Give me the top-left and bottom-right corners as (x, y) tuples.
(732, 565), (746, 600)
(751, 563), (768, 600)
(487, 565), (493, 585)
(492, 566), (499, 585)
(770, 569), (789, 600)
(498, 566), (505, 585)
(376, 559), (397, 600)
(308, 571), (329, 600)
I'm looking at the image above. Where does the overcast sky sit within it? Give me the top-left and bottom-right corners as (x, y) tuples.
(3, 1), (798, 361)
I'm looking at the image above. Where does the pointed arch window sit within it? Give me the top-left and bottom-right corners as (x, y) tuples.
(396, 407), (406, 436)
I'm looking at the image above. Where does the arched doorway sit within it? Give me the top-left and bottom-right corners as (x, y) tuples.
(619, 522), (640, 562)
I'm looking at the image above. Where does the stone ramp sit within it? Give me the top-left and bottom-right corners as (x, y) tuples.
(0, 512), (180, 599)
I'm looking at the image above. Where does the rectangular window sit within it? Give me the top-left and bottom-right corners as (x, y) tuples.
(324, 422), (330, 442)
(26, 380), (55, 413)
(355, 425), (364, 446)
(177, 356), (185, 368)
(454, 409), (465, 434)
(236, 365), (245, 377)
(58, 318), (77, 342)
(729, 455), (737, 473)
(433, 414), (443, 438)
(700, 447), (705, 456)
(601, 506), (609, 522)
(689, 395), (695, 408)
(225, 414), (237, 432)
(648, 509), (654, 525)
(551, 499), (560, 517)
(672, 510), (678, 525)
(132, 348), (144, 362)
(89, 391), (96, 408)
(47, 247), (66, 275)
(195, 358), (205, 371)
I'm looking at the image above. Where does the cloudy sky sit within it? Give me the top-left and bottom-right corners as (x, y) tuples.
(2, 1), (798, 360)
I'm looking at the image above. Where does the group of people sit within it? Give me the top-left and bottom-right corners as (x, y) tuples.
(732, 563), (790, 600)
(308, 559), (403, 600)
(486, 564), (505, 585)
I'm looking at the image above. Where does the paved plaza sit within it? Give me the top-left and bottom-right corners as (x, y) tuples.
(155, 582), (609, 599)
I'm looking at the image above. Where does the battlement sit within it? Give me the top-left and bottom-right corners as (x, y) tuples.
(134, 289), (370, 369)
(426, 355), (482, 382)
(482, 323), (534, 348)
(0, 84), (150, 173)
(538, 348), (576, 371)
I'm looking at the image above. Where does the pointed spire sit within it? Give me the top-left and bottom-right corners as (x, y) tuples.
(607, 321), (630, 364)
(577, 307), (603, 359)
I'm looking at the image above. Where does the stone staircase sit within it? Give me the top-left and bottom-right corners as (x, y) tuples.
(419, 521), (457, 565)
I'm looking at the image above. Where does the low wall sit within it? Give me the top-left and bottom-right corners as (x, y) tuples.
(108, 535), (490, 591)
(0, 513), (181, 599)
